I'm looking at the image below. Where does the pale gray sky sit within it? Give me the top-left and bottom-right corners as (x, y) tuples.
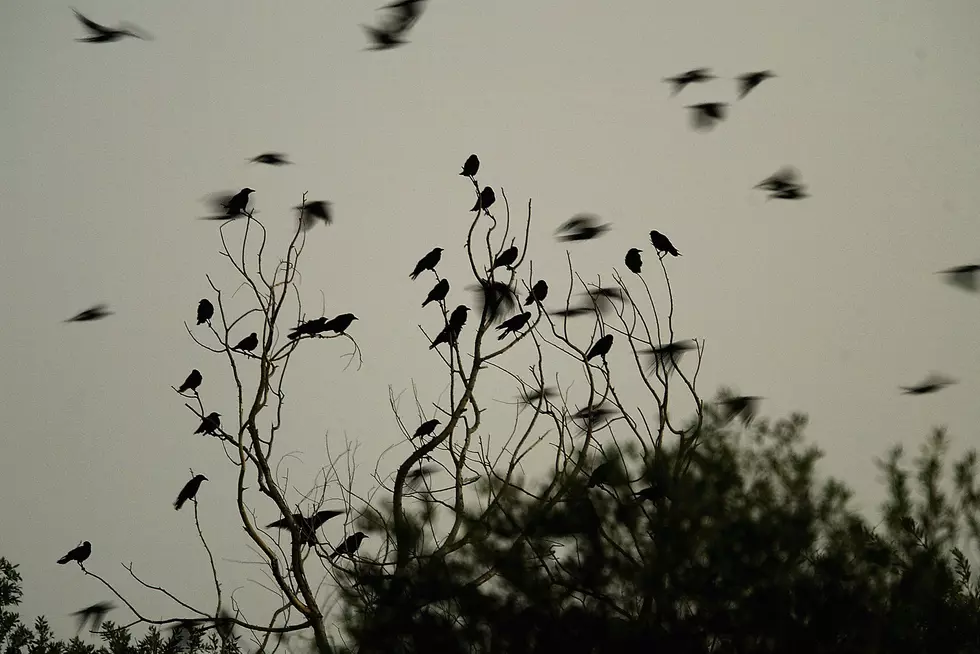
(3, 0), (980, 643)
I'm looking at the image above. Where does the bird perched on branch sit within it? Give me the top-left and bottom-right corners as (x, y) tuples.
(287, 317), (328, 340)
(586, 334), (614, 362)
(492, 246), (519, 271)
(460, 154), (479, 177)
(429, 305), (469, 349)
(524, 280), (548, 306)
(663, 68), (715, 95)
(587, 461), (616, 489)
(194, 412), (221, 436)
(177, 369), (202, 394)
(471, 187), (495, 212)
(413, 419), (441, 440)
(329, 532), (368, 560)
(196, 299), (214, 325)
(72, 8), (149, 43)
(650, 230), (681, 257)
(422, 279), (450, 307)
(65, 304), (112, 322)
(625, 248), (643, 274)
(322, 314), (358, 334)
(232, 332), (258, 353)
(496, 312), (532, 340)
(266, 510), (344, 545)
(58, 541), (91, 567)
(411, 247), (443, 280)
(174, 474), (208, 511)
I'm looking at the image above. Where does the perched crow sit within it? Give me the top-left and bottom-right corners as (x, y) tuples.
(720, 396), (763, 425)
(422, 279), (450, 307)
(363, 24), (407, 50)
(322, 313), (358, 334)
(223, 188), (255, 217)
(232, 332), (258, 353)
(460, 154), (479, 177)
(249, 153), (291, 166)
(197, 299), (214, 325)
(429, 305), (469, 349)
(71, 602), (115, 633)
(496, 312), (532, 340)
(939, 264), (980, 292)
(492, 246), (519, 270)
(686, 102), (728, 131)
(585, 334), (614, 362)
(471, 187), (495, 212)
(177, 369), (203, 394)
(524, 280), (548, 306)
(287, 317), (328, 340)
(901, 374), (955, 395)
(650, 230), (681, 257)
(411, 247), (444, 280)
(72, 8), (148, 42)
(625, 248), (643, 274)
(737, 70), (775, 99)
(295, 201), (332, 230)
(329, 532), (368, 560)
(174, 474), (208, 511)
(194, 412), (221, 435)
(266, 510), (344, 545)
(663, 68), (715, 95)
(66, 304), (112, 322)
(555, 214), (611, 242)
(58, 541), (91, 566)
(587, 461), (615, 489)
(413, 419), (441, 440)
(199, 189), (255, 221)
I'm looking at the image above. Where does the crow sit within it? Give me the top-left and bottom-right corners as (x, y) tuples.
(407, 465), (438, 482)
(429, 305), (469, 349)
(585, 334), (614, 362)
(413, 419), (441, 440)
(460, 154), (479, 177)
(518, 386), (557, 407)
(174, 474), (208, 511)
(249, 153), (291, 166)
(768, 186), (809, 200)
(587, 461), (616, 489)
(470, 280), (518, 323)
(663, 68), (715, 95)
(755, 167), (801, 193)
(571, 404), (618, 431)
(737, 70), (775, 99)
(71, 602), (115, 633)
(322, 313), (358, 334)
(686, 102), (728, 131)
(195, 412), (221, 435)
(287, 317), (329, 340)
(222, 188), (255, 217)
(197, 299), (214, 325)
(650, 230), (681, 257)
(555, 214), (611, 242)
(329, 532), (368, 560)
(719, 396), (763, 425)
(645, 340), (696, 375)
(363, 24), (407, 50)
(471, 187), (495, 212)
(266, 510), (344, 545)
(496, 312), (532, 340)
(552, 305), (594, 319)
(411, 248), (444, 280)
(524, 280), (548, 306)
(625, 248), (643, 274)
(380, 0), (427, 32)
(492, 246), (519, 270)
(939, 264), (980, 292)
(58, 541), (91, 567)
(177, 369), (203, 394)
(232, 332), (258, 353)
(422, 279), (450, 308)
(66, 304), (112, 322)
(901, 374), (955, 395)
(295, 201), (332, 230)
(72, 8), (149, 43)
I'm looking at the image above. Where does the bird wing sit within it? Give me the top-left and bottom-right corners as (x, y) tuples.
(72, 9), (108, 34)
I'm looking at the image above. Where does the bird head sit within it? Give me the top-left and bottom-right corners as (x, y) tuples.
(197, 474), (209, 482)
(83, 541), (91, 548)
(244, 188), (255, 194)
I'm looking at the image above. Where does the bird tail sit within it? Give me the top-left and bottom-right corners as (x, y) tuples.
(57, 556), (69, 564)
(498, 331), (508, 341)
(174, 498), (185, 511)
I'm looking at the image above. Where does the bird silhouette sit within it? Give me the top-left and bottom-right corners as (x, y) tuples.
(551, 305), (594, 319)
(429, 305), (469, 349)
(471, 187), (495, 212)
(295, 201), (332, 230)
(71, 602), (115, 633)
(663, 68), (715, 95)
(492, 246), (519, 270)
(720, 396), (763, 425)
(329, 532), (368, 560)
(524, 280), (549, 306)
(939, 264), (980, 292)
(232, 332), (258, 353)
(288, 317), (329, 340)
(586, 334), (614, 362)
(460, 154), (479, 177)
(650, 230), (681, 257)
(249, 153), (291, 166)
(266, 510), (344, 545)
(768, 186), (809, 200)
(755, 167), (802, 192)
(322, 314), (358, 334)
(363, 24), (407, 50)
(572, 404), (618, 431)
(635, 482), (669, 503)
(625, 248), (643, 274)
(199, 189), (254, 221)
(58, 541), (91, 567)
(174, 474), (208, 511)
(411, 248), (444, 280)
(587, 461), (616, 489)
(901, 374), (955, 395)
(519, 385), (557, 406)
(555, 214), (611, 242)
(223, 188), (255, 218)
(687, 102), (728, 131)
(413, 419), (441, 440)
(737, 71), (775, 99)
(422, 279), (450, 307)
(72, 8), (149, 43)
(496, 312), (532, 340)
(66, 304), (112, 322)
(470, 280), (518, 323)
(194, 412), (221, 435)
(645, 340), (696, 375)
(197, 299), (214, 325)
(380, 0), (427, 32)
(177, 369), (203, 394)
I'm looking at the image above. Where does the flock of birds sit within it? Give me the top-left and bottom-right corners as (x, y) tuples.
(50, 6), (980, 637)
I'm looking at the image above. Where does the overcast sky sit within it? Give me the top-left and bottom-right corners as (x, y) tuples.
(3, 0), (980, 645)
